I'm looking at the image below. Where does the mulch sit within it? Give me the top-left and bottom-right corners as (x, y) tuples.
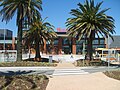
(0, 75), (49, 90)
(104, 70), (120, 81)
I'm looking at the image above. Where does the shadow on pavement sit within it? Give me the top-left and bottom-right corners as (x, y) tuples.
(0, 70), (55, 76)
(0, 70), (35, 76)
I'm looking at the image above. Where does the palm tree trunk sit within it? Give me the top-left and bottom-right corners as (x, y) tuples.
(17, 7), (23, 61)
(17, 20), (23, 61)
(87, 32), (94, 61)
(35, 40), (41, 61)
(88, 37), (93, 61)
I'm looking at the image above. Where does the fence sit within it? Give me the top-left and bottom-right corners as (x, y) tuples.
(0, 50), (17, 62)
(0, 50), (35, 62)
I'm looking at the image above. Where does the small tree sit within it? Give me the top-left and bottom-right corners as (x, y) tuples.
(23, 18), (57, 61)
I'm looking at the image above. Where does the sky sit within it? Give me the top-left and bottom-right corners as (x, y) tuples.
(0, 0), (120, 37)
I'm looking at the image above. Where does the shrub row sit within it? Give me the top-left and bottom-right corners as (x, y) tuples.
(0, 61), (57, 67)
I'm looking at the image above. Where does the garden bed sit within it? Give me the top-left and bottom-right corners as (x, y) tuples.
(0, 75), (48, 90)
(75, 59), (107, 67)
(104, 70), (120, 81)
(0, 61), (57, 67)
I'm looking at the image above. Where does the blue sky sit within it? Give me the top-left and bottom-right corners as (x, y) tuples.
(0, 0), (120, 37)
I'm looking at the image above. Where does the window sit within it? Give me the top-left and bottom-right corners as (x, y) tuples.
(93, 40), (98, 44)
(100, 40), (105, 44)
(54, 40), (58, 45)
(63, 38), (71, 45)
(76, 40), (86, 45)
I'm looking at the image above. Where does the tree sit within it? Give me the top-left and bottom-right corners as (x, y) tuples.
(23, 18), (57, 61)
(66, 0), (115, 60)
(0, 0), (42, 61)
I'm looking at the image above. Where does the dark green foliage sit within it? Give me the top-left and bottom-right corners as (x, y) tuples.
(66, 0), (115, 60)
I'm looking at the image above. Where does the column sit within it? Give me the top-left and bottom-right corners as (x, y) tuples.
(12, 37), (15, 50)
(43, 39), (47, 54)
(72, 38), (76, 54)
(105, 38), (108, 48)
(58, 37), (62, 54)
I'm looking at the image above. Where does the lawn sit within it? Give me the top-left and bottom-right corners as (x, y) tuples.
(0, 75), (48, 90)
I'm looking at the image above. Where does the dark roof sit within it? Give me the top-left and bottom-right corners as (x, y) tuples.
(110, 35), (120, 48)
(56, 32), (66, 34)
(0, 37), (12, 40)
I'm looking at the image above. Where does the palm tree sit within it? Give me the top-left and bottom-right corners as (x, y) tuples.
(0, 0), (42, 61)
(66, 0), (115, 61)
(23, 18), (57, 61)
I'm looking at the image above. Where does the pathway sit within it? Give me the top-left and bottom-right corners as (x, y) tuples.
(46, 61), (120, 90)
(51, 61), (89, 76)
(46, 72), (120, 90)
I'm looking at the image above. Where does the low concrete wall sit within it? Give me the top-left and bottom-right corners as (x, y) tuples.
(0, 50), (85, 62)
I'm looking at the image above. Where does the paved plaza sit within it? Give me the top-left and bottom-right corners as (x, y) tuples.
(46, 62), (120, 90)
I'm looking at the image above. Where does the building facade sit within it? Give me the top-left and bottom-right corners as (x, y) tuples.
(0, 29), (109, 55)
(45, 32), (106, 55)
(0, 29), (16, 50)
(0, 29), (12, 38)
(109, 36), (120, 49)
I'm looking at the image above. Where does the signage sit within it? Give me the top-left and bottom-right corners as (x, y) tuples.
(57, 28), (67, 32)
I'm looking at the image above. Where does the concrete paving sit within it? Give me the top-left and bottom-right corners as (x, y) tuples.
(0, 67), (55, 76)
(52, 68), (89, 76)
(55, 61), (75, 68)
(0, 64), (119, 76)
(46, 72), (120, 90)
(46, 62), (120, 90)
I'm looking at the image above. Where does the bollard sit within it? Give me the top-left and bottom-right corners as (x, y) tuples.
(49, 55), (52, 63)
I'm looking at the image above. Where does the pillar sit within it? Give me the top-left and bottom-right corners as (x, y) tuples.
(43, 39), (47, 54)
(58, 37), (62, 54)
(105, 38), (108, 48)
(72, 38), (76, 54)
(12, 37), (15, 50)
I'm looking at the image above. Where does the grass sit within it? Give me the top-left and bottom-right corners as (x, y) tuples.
(104, 70), (120, 81)
(0, 74), (48, 90)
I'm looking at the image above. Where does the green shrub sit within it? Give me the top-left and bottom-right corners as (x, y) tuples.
(0, 61), (57, 67)
(76, 59), (106, 67)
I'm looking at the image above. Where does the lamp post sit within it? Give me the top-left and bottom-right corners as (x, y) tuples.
(107, 33), (110, 69)
(3, 29), (6, 62)
(82, 42), (85, 66)
(3, 29), (5, 50)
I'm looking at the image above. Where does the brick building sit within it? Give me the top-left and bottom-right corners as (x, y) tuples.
(45, 31), (106, 55)
(43, 28), (106, 54)
(0, 29), (107, 55)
